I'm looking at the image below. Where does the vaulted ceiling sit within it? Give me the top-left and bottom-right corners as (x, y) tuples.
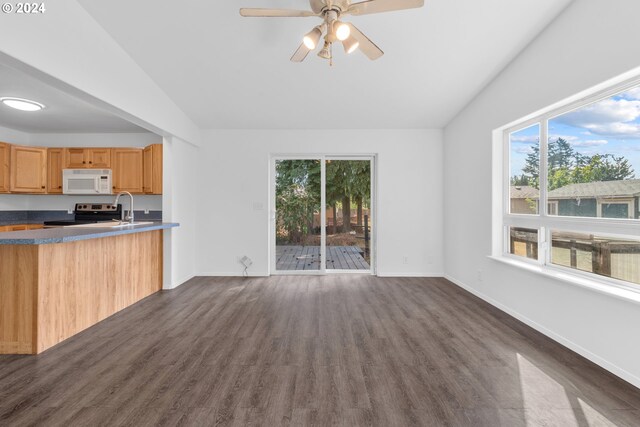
(79, 0), (573, 129)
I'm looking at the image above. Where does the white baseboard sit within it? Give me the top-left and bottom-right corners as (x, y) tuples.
(444, 275), (640, 390)
(377, 272), (445, 278)
(163, 273), (196, 290)
(198, 271), (270, 277)
(198, 272), (444, 278)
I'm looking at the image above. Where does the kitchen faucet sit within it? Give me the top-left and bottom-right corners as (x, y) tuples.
(113, 191), (134, 223)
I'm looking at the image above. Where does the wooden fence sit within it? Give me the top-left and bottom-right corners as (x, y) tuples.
(510, 228), (640, 284)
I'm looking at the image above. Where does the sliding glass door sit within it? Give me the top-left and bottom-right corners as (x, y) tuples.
(274, 159), (322, 271)
(272, 155), (374, 275)
(325, 159), (372, 272)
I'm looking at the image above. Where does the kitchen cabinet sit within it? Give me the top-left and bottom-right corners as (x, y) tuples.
(0, 224), (43, 233)
(143, 144), (163, 194)
(112, 148), (143, 194)
(64, 148), (111, 169)
(0, 142), (9, 193)
(47, 148), (64, 194)
(10, 145), (47, 193)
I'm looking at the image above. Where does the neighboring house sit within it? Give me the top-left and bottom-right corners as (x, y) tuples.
(547, 179), (640, 219)
(510, 180), (640, 218)
(510, 185), (539, 214)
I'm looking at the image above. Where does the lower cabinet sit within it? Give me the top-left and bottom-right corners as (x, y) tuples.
(0, 224), (43, 232)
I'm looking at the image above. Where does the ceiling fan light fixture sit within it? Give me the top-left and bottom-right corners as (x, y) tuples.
(334, 21), (350, 41)
(317, 41), (332, 60)
(303, 26), (323, 50)
(342, 36), (360, 54)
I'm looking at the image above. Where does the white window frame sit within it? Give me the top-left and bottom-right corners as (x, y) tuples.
(494, 72), (640, 294)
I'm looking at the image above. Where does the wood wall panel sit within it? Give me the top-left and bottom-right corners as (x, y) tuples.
(0, 230), (162, 354)
(36, 231), (162, 353)
(0, 245), (38, 354)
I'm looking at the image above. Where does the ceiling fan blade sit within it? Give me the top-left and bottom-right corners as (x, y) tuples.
(240, 8), (318, 17)
(347, 23), (384, 60)
(347, 0), (424, 16)
(291, 43), (311, 62)
(309, 0), (325, 14)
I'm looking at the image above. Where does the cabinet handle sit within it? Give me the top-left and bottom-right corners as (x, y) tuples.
(89, 161), (93, 164)
(58, 186), (62, 189)
(41, 186), (45, 189)
(82, 161), (86, 164)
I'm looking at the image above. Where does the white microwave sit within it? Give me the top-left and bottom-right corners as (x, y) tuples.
(63, 169), (112, 195)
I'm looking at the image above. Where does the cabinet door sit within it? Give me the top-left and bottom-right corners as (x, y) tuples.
(88, 148), (111, 168)
(10, 145), (47, 193)
(143, 146), (152, 193)
(47, 148), (64, 194)
(7, 225), (28, 231)
(65, 148), (87, 168)
(112, 148), (143, 194)
(143, 144), (162, 194)
(0, 142), (9, 193)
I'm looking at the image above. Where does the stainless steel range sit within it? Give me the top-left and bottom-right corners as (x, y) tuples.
(43, 203), (123, 228)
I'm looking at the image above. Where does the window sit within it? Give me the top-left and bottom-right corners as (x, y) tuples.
(509, 227), (538, 260)
(501, 79), (640, 291)
(509, 124), (540, 215)
(551, 231), (640, 286)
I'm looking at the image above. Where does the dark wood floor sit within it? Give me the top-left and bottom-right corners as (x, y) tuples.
(1, 276), (639, 426)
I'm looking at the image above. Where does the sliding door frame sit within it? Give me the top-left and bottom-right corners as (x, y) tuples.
(269, 154), (377, 276)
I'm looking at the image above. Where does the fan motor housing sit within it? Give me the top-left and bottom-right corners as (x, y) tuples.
(311, 0), (351, 14)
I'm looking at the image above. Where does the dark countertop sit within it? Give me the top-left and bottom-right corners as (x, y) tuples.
(0, 222), (179, 245)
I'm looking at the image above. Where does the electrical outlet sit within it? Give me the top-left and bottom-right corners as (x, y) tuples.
(427, 256), (434, 265)
(477, 270), (483, 282)
(144, 209), (150, 214)
(253, 202), (264, 211)
(402, 256), (409, 265)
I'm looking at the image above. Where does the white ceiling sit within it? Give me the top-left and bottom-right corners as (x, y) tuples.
(0, 63), (149, 134)
(79, 0), (572, 130)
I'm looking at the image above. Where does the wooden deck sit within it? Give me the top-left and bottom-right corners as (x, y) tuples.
(276, 245), (370, 271)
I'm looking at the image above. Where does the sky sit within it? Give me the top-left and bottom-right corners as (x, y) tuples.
(510, 86), (640, 179)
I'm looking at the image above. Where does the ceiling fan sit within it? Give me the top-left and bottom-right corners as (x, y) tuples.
(240, 0), (425, 64)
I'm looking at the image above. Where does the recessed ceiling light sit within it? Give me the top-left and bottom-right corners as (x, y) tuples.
(0, 97), (45, 112)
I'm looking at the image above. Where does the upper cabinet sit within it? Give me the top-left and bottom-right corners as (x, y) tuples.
(112, 148), (143, 194)
(143, 144), (163, 195)
(47, 148), (64, 194)
(64, 148), (111, 169)
(0, 142), (9, 193)
(0, 142), (161, 195)
(10, 145), (47, 193)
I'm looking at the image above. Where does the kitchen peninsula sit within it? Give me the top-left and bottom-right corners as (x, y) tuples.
(0, 222), (177, 354)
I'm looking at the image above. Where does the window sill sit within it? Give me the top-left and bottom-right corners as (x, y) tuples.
(488, 255), (640, 306)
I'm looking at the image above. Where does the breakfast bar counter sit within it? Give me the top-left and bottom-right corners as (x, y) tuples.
(0, 222), (178, 354)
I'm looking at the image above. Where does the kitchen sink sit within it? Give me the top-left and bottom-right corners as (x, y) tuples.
(70, 221), (155, 228)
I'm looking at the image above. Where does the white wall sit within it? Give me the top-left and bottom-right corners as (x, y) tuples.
(0, 125), (30, 145)
(444, 0), (640, 387)
(162, 136), (199, 289)
(29, 132), (161, 148)
(198, 129), (443, 277)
